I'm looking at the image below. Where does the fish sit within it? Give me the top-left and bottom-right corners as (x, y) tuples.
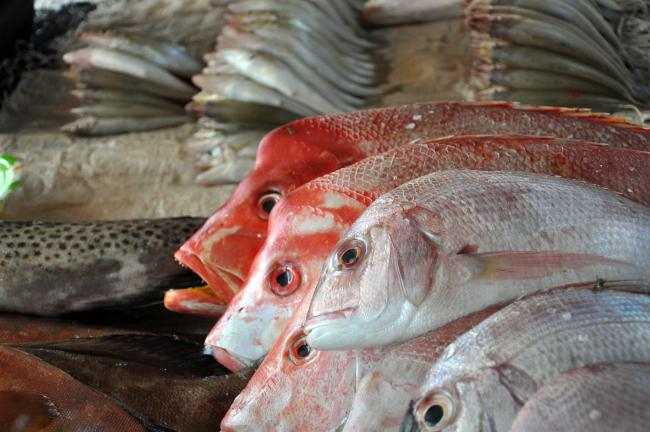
(508, 362), (650, 432)
(61, 115), (191, 136)
(0, 217), (204, 315)
(9, 334), (253, 431)
(63, 47), (196, 93)
(363, 0), (464, 26)
(220, 283), (496, 431)
(403, 289), (650, 431)
(0, 347), (146, 431)
(70, 102), (185, 118)
(176, 102), (650, 304)
(304, 170), (650, 350)
(192, 72), (320, 117)
(206, 134), (650, 370)
(79, 31), (203, 78)
(0, 314), (144, 344)
(65, 66), (195, 101)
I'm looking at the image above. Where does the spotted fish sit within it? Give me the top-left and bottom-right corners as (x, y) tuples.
(0, 217), (206, 315)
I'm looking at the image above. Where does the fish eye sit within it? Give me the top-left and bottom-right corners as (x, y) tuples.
(288, 335), (317, 365)
(269, 264), (301, 296)
(415, 391), (456, 431)
(257, 191), (282, 220)
(336, 239), (365, 269)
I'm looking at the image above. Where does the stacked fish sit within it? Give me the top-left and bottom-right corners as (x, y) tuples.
(362, 0), (464, 26)
(185, 0), (383, 185)
(465, 0), (650, 112)
(169, 101), (650, 430)
(59, 0), (224, 136)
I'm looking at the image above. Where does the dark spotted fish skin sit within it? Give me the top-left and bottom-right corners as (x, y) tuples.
(0, 217), (205, 315)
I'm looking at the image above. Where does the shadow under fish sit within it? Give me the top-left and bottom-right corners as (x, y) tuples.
(5, 334), (255, 431)
(0, 217), (211, 316)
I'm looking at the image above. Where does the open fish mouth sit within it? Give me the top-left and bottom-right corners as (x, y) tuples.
(174, 249), (244, 301)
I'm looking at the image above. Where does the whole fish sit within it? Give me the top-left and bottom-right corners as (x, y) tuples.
(207, 135), (650, 371)
(177, 102), (650, 304)
(0, 347), (146, 431)
(62, 47), (196, 93)
(79, 31), (203, 78)
(0, 218), (204, 315)
(403, 289), (650, 431)
(508, 362), (650, 432)
(221, 285), (497, 431)
(304, 170), (650, 350)
(11, 335), (252, 432)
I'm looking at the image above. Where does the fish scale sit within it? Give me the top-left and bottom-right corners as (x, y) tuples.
(407, 289), (650, 432)
(178, 101), (650, 306)
(208, 135), (650, 372)
(0, 217), (205, 315)
(305, 170), (650, 351)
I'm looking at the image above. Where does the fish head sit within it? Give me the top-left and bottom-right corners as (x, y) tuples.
(305, 203), (442, 350)
(175, 123), (353, 302)
(220, 297), (357, 431)
(206, 188), (366, 371)
(407, 366), (523, 432)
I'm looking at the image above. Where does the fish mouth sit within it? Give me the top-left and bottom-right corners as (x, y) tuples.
(210, 346), (255, 373)
(304, 308), (355, 349)
(174, 249), (244, 302)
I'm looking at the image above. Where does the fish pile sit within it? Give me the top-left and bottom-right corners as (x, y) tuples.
(465, 0), (650, 112)
(59, 0), (223, 136)
(363, 0), (464, 26)
(185, 0), (383, 185)
(167, 101), (650, 430)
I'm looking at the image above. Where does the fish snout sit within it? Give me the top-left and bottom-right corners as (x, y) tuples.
(206, 302), (292, 371)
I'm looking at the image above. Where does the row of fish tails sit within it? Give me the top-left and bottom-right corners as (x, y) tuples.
(59, 0), (225, 136)
(465, 0), (650, 113)
(186, 0), (384, 186)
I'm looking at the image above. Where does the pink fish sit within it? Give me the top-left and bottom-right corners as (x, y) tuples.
(207, 135), (650, 371)
(174, 102), (650, 305)
(220, 289), (497, 431)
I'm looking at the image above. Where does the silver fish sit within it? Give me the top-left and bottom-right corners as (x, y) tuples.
(305, 170), (650, 350)
(404, 289), (650, 431)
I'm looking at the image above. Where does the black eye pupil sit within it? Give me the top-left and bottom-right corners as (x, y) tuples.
(296, 342), (311, 358)
(424, 405), (444, 427)
(261, 197), (277, 214)
(276, 270), (292, 287)
(341, 248), (358, 264)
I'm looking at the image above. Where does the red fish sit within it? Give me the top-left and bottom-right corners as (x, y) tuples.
(207, 135), (650, 371)
(175, 102), (650, 304)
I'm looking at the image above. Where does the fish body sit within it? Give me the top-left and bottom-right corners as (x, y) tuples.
(405, 289), (650, 431)
(0, 347), (145, 431)
(0, 218), (204, 315)
(177, 102), (650, 303)
(10, 335), (250, 431)
(508, 362), (650, 432)
(305, 170), (650, 350)
(63, 47), (196, 93)
(208, 135), (650, 370)
(363, 0), (464, 26)
(61, 115), (190, 136)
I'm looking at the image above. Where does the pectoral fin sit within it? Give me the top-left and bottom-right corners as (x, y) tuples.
(457, 250), (629, 281)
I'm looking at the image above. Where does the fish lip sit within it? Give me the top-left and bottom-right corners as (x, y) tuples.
(303, 308), (355, 335)
(174, 249), (244, 301)
(210, 346), (252, 373)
